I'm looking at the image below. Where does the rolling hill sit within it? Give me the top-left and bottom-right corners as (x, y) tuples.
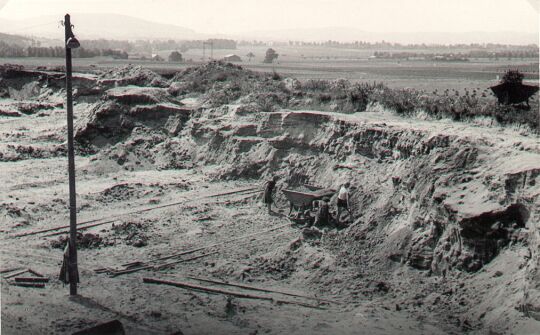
(0, 13), (202, 40)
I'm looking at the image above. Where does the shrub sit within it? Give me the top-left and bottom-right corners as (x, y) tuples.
(501, 70), (524, 84)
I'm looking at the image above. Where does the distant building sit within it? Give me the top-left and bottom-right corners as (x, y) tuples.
(222, 54), (242, 62)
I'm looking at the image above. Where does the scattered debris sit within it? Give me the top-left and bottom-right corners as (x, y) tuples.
(50, 232), (107, 249)
(111, 221), (149, 247)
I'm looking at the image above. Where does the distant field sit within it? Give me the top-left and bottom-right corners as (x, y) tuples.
(1, 45), (538, 92)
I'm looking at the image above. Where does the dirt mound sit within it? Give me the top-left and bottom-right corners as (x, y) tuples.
(95, 183), (140, 202)
(75, 90), (189, 148)
(49, 220), (151, 249)
(0, 203), (30, 227)
(0, 64), (27, 79)
(0, 144), (66, 162)
(98, 65), (167, 87)
(51, 232), (108, 249)
(168, 61), (292, 110)
(170, 61), (260, 93)
(111, 221), (149, 247)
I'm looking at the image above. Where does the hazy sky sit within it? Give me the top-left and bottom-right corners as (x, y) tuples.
(0, 0), (538, 34)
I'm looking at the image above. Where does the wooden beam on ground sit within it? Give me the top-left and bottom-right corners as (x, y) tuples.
(96, 222), (292, 275)
(14, 277), (50, 283)
(9, 282), (45, 288)
(27, 268), (44, 277)
(143, 277), (323, 309)
(206, 187), (259, 198)
(153, 251), (218, 270)
(42, 219), (119, 237)
(0, 267), (23, 274)
(110, 251), (218, 276)
(3, 269), (29, 279)
(186, 275), (341, 305)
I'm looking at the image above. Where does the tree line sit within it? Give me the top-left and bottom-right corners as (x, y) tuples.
(372, 49), (539, 60)
(0, 37), (238, 58)
(0, 41), (128, 58)
(238, 39), (539, 53)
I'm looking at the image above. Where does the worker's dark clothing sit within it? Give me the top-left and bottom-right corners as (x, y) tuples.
(59, 241), (79, 284)
(263, 180), (276, 204)
(337, 198), (348, 209)
(314, 201), (330, 226)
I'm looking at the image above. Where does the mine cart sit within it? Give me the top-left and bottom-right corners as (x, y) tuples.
(490, 70), (539, 107)
(490, 82), (539, 106)
(282, 186), (335, 224)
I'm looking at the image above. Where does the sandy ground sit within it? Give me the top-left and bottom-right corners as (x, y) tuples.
(0, 104), (460, 335)
(1, 63), (539, 335)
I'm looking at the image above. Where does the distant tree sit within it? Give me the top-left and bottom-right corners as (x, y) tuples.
(168, 51), (183, 62)
(246, 52), (255, 62)
(263, 48), (278, 63)
(113, 51), (129, 59)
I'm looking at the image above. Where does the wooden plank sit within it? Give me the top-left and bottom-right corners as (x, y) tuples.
(3, 269), (29, 279)
(27, 268), (44, 277)
(97, 222), (291, 277)
(153, 251), (218, 270)
(14, 277), (49, 283)
(143, 278), (322, 309)
(110, 251), (218, 276)
(0, 267), (23, 274)
(42, 219), (119, 237)
(186, 276), (341, 305)
(109, 265), (154, 277)
(10, 282), (45, 288)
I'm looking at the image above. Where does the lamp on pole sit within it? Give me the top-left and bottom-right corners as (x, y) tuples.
(63, 13), (80, 296)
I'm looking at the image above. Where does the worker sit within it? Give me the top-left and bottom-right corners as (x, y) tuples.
(337, 182), (352, 223)
(263, 176), (279, 214)
(312, 196), (330, 227)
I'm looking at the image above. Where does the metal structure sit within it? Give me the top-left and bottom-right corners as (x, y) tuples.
(490, 82), (539, 106)
(282, 186), (335, 215)
(63, 13), (80, 296)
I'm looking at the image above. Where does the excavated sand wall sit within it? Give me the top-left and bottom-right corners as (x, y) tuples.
(178, 105), (540, 324)
(186, 108), (537, 269)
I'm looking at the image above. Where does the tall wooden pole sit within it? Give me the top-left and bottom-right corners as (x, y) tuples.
(64, 13), (78, 296)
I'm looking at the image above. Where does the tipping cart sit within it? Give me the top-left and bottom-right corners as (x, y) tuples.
(281, 185), (336, 224)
